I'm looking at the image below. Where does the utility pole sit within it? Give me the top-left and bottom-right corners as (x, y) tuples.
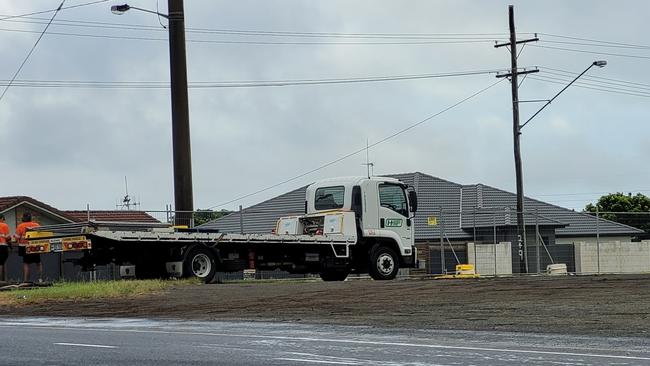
(168, 0), (194, 224)
(495, 5), (538, 274)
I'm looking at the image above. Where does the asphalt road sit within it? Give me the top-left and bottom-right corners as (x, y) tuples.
(1, 317), (650, 365)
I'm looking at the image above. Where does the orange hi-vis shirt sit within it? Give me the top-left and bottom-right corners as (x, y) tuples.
(0, 222), (9, 245)
(15, 221), (39, 245)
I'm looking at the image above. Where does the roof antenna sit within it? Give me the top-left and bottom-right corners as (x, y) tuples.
(116, 176), (140, 210)
(361, 138), (374, 179)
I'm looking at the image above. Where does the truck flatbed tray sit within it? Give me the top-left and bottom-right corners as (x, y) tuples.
(91, 231), (356, 245)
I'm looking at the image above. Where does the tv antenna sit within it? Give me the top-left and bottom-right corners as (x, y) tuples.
(361, 138), (374, 179)
(116, 176), (140, 210)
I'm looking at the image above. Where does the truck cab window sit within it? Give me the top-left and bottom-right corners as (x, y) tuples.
(314, 186), (345, 210)
(379, 184), (408, 217)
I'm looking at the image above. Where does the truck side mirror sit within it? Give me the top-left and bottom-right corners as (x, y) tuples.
(408, 190), (418, 213)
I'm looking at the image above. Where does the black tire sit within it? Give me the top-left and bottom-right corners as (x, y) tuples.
(368, 245), (400, 280)
(319, 269), (349, 282)
(184, 246), (217, 283)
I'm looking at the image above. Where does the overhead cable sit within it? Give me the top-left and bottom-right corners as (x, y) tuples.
(0, 68), (505, 89)
(205, 78), (505, 209)
(0, 0), (108, 21)
(0, 2), (65, 103)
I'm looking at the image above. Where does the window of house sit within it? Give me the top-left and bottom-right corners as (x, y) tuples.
(379, 184), (408, 217)
(314, 186), (345, 210)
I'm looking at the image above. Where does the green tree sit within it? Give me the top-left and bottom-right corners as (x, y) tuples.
(192, 209), (231, 226)
(585, 193), (650, 235)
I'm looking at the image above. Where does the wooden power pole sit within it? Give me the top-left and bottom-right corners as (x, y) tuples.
(495, 5), (538, 273)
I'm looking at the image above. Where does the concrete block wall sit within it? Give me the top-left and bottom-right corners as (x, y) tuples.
(574, 240), (650, 274)
(467, 242), (512, 276)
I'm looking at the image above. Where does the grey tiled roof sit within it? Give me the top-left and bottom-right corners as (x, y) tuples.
(199, 186), (307, 233)
(201, 172), (644, 238)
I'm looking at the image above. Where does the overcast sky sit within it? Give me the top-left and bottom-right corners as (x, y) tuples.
(0, 0), (648, 214)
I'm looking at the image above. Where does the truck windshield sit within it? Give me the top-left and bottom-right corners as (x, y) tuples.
(314, 186), (345, 210)
(379, 184), (408, 217)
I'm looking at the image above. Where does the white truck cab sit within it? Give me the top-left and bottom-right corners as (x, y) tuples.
(305, 176), (418, 279)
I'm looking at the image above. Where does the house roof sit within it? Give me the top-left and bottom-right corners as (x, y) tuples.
(64, 210), (160, 223)
(0, 196), (160, 224)
(0, 196), (75, 222)
(200, 172), (644, 239)
(198, 186), (307, 233)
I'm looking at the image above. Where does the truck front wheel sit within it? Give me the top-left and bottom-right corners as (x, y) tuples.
(184, 246), (217, 283)
(369, 245), (400, 280)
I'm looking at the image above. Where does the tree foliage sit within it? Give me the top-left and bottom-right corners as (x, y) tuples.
(585, 193), (650, 234)
(192, 209), (231, 226)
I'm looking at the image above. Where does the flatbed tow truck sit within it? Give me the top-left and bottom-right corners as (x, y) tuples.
(25, 176), (418, 282)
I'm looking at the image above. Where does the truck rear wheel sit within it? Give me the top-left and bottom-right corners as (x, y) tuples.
(184, 246), (217, 283)
(319, 269), (349, 282)
(369, 245), (400, 280)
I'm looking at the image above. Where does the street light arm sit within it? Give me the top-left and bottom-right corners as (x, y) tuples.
(129, 5), (168, 18)
(111, 4), (168, 18)
(520, 61), (605, 129)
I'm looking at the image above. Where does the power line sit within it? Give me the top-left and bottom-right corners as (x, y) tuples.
(0, 0), (108, 21)
(542, 39), (650, 51)
(1, 15), (519, 40)
(205, 78), (504, 209)
(541, 72), (650, 95)
(530, 44), (650, 60)
(542, 66), (650, 90)
(529, 75), (650, 98)
(0, 26), (497, 45)
(0, 2), (65, 104)
(539, 71), (650, 93)
(0, 68), (505, 89)
(539, 32), (650, 50)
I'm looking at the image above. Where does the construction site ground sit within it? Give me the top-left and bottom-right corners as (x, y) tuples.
(2, 274), (649, 337)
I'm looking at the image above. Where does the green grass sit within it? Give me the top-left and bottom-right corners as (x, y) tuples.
(0, 278), (199, 305)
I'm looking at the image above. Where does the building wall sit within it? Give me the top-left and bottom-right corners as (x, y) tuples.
(467, 242), (512, 275)
(575, 240), (650, 274)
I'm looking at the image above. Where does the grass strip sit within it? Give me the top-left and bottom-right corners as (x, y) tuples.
(0, 279), (198, 305)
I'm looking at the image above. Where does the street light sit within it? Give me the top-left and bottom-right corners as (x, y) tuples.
(521, 60), (607, 129)
(514, 60), (606, 272)
(111, 1), (194, 225)
(110, 4), (168, 18)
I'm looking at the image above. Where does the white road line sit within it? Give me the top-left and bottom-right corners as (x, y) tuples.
(1, 324), (647, 361)
(275, 358), (361, 365)
(54, 342), (117, 349)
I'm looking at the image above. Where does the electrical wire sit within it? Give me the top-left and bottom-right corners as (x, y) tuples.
(0, 27), (497, 45)
(529, 44), (650, 60)
(541, 70), (650, 93)
(205, 78), (505, 209)
(0, 68), (505, 89)
(0, 2), (65, 104)
(539, 33), (650, 50)
(0, 0), (108, 21)
(1, 15), (518, 40)
(542, 39), (650, 51)
(529, 75), (650, 98)
(542, 66), (650, 90)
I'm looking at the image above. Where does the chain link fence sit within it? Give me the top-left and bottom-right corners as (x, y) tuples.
(418, 209), (650, 276)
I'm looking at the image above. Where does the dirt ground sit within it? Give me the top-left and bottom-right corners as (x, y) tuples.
(2, 274), (650, 337)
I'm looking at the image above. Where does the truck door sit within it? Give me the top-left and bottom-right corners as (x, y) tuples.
(377, 183), (412, 253)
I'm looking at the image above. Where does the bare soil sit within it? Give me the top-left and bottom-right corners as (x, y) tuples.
(2, 275), (650, 337)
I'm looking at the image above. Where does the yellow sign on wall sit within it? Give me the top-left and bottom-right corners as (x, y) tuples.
(427, 216), (438, 226)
